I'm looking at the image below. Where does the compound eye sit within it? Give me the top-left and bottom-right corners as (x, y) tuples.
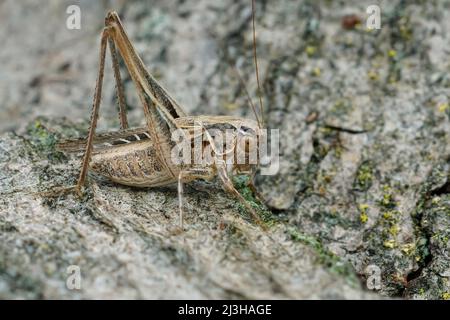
(239, 126), (254, 136)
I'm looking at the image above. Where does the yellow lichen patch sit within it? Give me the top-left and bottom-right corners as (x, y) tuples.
(431, 196), (441, 205)
(334, 145), (343, 158)
(380, 186), (396, 208)
(442, 292), (450, 300)
(438, 103), (449, 113)
(388, 49), (397, 58)
(355, 163), (373, 190)
(312, 67), (321, 77)
(359, 204), (369, 211)
(382, 194), (393, 206)
(359, 213), (369, 223)
(359, 204), (369, 224)
(382, 211), (394, 220)
(360, 213), (368, 224)
(383, 239), (396, 249)
(306, 46), (316, 57)
(401, 243), (415, 255)
(368, 70), (379, 81)
(389, 225), (399, 236)
(399, 18), (412, 41)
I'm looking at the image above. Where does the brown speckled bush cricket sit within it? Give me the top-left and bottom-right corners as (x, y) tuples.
(57, 1), (268, 229)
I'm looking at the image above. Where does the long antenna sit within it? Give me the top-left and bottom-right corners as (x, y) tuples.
(252, 0), (264, 128)
(232, 66), (262, 127)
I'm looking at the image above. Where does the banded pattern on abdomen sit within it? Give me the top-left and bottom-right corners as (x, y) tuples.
(90, 141), (177, 187)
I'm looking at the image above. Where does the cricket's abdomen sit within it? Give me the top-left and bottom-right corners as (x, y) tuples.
(90, 140), (177, 187)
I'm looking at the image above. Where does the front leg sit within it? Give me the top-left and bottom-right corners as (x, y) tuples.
(246, 169), (266, 204)
(216, 165), (265, 230)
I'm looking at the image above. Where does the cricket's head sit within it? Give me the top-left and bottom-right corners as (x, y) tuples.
(230, 118), (266, 174)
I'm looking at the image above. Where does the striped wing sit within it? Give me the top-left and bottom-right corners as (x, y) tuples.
(57, 127), (150, 153)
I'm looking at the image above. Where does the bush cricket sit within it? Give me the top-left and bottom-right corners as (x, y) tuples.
(57, 1), (268, 229)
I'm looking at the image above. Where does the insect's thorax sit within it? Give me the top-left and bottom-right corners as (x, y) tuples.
(175, 116), (261, 177)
